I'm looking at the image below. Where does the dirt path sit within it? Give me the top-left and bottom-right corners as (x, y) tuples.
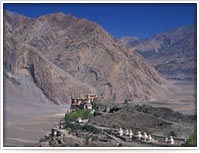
(88, 123), (154, 147)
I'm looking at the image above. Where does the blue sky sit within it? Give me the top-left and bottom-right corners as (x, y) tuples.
(4, 3), (197, 39)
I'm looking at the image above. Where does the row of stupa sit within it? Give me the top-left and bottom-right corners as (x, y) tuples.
(119, 128), (175, 144)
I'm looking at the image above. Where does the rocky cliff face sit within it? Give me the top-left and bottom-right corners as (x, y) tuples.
(121, 26), (197, 80)
(4, 10), (175, 104)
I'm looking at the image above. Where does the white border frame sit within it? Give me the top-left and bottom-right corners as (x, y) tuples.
(0, 0), (199, 150)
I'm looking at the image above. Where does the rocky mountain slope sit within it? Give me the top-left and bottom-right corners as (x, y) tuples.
(121, 26), (197, 80)
(4, 10), (175, 104)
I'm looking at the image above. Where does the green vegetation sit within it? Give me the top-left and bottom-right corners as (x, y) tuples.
(64, 109), (100, 134)
(184, 132), (197, 147)
(65, 109), (92, 122)
(65, 122), (100, 134)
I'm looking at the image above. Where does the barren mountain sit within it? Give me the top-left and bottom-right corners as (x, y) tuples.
(121, 26), (197, 80)
(4, 10), (175, 104)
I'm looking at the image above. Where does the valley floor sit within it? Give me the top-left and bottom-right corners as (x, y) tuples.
(134, 80), (197, 115)
(3, 104), (67, 147)
(3, 80), (197, 147)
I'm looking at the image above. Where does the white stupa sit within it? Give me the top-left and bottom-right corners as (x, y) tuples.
(125, 129), (129, 136)
(148, 135), (153, 142)
(137, 131), (142, 140)
(143, 132), (148, 141)
(119, 128), (124, 136)
(129, 130), (133, 138)
(164, 137), (168, 143)
(77, 117), (82, 123)
(91, 109), (95, 115)
(170, 136), (174, 145)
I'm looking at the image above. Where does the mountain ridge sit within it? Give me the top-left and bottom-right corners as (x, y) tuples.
(121, 25), (197, 80)
(4, 10), (175, 104)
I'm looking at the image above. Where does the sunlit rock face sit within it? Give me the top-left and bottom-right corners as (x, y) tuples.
(4, 10), (175, 104)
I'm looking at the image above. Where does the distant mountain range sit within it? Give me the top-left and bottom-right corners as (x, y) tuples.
(3, 10), (175, 105)
(121, 26), (197, 80)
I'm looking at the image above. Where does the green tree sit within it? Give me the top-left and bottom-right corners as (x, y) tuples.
(184, 132), (197, 147)
(65, 109), (92, 122)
